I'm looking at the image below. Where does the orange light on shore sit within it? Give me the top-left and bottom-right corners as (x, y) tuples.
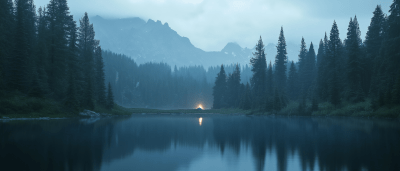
(197, 104), (203, 109)
(199, 117), (203, 126)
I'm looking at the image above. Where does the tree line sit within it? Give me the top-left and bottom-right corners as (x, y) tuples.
(0, 0), (114, 112)
(213, 3), (400, 114)
(102, 50), (257, 109)
(103, 50), (213, 108)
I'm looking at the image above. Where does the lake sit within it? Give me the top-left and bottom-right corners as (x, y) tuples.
(1, 115), (399, 171)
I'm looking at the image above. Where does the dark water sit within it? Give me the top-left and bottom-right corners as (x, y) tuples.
(1, 115), (399, 171)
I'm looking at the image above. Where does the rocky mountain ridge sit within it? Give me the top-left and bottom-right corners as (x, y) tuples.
(91, 16), (302, 68)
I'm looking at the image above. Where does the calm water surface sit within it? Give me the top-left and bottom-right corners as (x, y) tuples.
(1, 115), (399, 171)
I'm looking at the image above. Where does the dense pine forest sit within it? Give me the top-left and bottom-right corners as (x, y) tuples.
(102, 50), (255, 108)
(0, 0), (115, 115)
(213, 2), (400, 116)
(1, 0), (399, 117)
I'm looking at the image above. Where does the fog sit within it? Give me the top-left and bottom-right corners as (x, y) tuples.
(33, 0), (392, 51)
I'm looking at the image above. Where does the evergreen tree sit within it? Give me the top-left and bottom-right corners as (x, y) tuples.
(316, 40), (323, 74)
(287, 61), (298, 100)
(9, 0), (34, 93)
(66, 18), (82, 105)
(317, 33), (330, 101)
(381, 0), (400, 99)
(311, 97), (319, 112)
(78, 12), (97, 109)
(35, 7), (49, 94)
(107, 82), (114, 110)
(46, 0), (72, 98)
(226, 64), (241, 107)
(298, 97), (306, 115)
(250, 36), (267, 109)
(213, 65), (227, 109)
(366, 5), (385, 97)
(241, 83), (252, 110)
(275, 27), (288, 92)
(65, 74), (79, 110)
(327, 21), (342, 106)
(346, 17), (364, 102)
(273, 88), (282, 111)
(303, 42), (316, 98)
(392, 73), (400, 105)
(0, 0), (14, 90)
(94, 46), (107, 106)
(297, 37), (308, 93)
(29, 72), (43, 98)
(265, 61), (274, 111)
(266, 61), (274, 97)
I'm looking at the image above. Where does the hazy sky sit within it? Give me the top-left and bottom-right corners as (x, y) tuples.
(34, 0), (392, 52)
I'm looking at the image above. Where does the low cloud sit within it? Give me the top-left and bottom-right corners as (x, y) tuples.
(35, 0), (392, 53)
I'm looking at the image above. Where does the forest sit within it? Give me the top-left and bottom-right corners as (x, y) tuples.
(213, 3), (400, 116)
(0, 0), (399, 117)
(0, 0), (115, 115)
(103, 50), (253, 109)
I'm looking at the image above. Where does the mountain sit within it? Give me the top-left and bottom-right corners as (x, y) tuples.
(91, 16), (301, 68)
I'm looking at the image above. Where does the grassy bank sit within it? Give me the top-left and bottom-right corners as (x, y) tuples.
(0, 94), (73, 118)
(276, 99), (400, 118)
(0, 92), (129, 118)
(2, 93), (399, 119)
(0, 93), (250, 118)
(125, 108), (251, 115)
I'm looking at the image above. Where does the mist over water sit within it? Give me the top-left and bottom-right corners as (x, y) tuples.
(1, 115), (399, 171)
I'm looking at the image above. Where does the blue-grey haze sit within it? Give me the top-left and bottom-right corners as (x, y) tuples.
(33, 0), (392, 55)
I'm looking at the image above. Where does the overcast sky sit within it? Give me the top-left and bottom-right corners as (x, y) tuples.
(35, 0), (392, 52)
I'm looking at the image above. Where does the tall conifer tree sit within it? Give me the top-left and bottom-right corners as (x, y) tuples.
(366, 5), (385, 97)
(107, 82), (114, 109)
(213, 65), (227, 109)
(266, 61), (274, 97)
(382, 0), (400, 95)
(275, 27), (288, 93)
(94, 46), (107, 106)
(346, 17), (364, 102)
(78, 12), (97, 109)
(317, 33), (330, 101)
(306, 42), (316, 86)
(35, 7), (49, 94)
(9, 0), (34, 93)
(250, 36), (267, 109)
(227, 64), (241, 107)
(0, 0), (14, 90)
(298, 37), (308, 94)
(287, 61), (298, 100)
(327, 21), (342, 106)
(46, 0), (72, 98)
(241, 83), (252, 110)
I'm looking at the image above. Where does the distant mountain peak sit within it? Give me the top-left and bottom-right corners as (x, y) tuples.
(93, 15), (103, 19)
(164, 22), (170, 28)
(221, 42), (242, 52)
(91, 17), (299, 67)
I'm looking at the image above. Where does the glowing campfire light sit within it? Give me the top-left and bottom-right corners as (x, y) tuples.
(198, 104), (203, 109)
(199, 117), (203, 126)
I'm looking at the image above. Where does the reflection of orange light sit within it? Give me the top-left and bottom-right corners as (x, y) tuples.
(199, 117), (203, 126)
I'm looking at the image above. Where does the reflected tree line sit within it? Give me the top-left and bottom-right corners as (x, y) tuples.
(1, 116), (399, 171)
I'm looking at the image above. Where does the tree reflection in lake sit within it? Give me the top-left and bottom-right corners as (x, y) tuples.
(0, 115), (399, 171)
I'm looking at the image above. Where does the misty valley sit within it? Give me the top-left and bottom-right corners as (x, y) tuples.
(1, 0), (400, 171)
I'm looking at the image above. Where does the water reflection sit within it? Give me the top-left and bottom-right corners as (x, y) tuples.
(0, 116), (399, 171)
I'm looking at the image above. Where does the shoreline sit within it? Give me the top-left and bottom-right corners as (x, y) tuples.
(2, 108), (400, 120)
